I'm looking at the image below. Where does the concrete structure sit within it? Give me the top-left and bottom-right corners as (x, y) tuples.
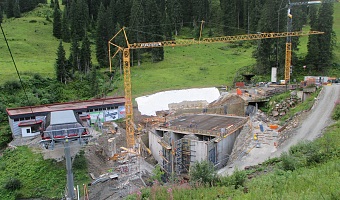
(6, 97), (125, 138)
(149, 114), (248, 174)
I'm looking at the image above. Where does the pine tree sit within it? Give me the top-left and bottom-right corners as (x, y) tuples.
(220, 0), (237, 35)
(69, 37), (80, 74)
(317, 3), (335, 71)
(144, 0), (164, 62)
(70, 0), (89, 40)
(90, 66), (99, 97)
(13, 0), (20, 18)
(54, 0), (60, 9)
(56, 41), (67, 83)
(107, 0), (117, 41)
(305, 5), (319, 71)
(129, 0), (145, 66)
(61, 8), (71, 42)
(115, 0), (132, 27)
(50, 0), (55, 8)
(80, 34), (92, 74)
(5, 0), (14, 18)
(166, 0), (182, 35)
(95, 3), (109, 67)
(53, 6), (62, 39)
(0, 5), (3, 23)
(192, 0), (210, 24)
(180, 0), (192, 25)
(254, 0), (285, 75)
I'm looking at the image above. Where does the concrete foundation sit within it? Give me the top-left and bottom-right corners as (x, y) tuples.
(148, 114), (248, 174)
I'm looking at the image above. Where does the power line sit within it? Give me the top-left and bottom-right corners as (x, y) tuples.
(0, 23), (36, 120)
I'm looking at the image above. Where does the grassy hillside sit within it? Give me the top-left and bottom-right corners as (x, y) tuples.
(0, 147), (89, 199)
(1, 3), (339, 96)
(0, 4), (64, 83)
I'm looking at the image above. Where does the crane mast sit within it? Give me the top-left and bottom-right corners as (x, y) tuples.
(108, 27), (323, 148)
(285, 0), (338, 83)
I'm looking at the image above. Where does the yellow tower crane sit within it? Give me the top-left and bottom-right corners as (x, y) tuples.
(108, 28), (323, 148)
(284, 0), (339, 83)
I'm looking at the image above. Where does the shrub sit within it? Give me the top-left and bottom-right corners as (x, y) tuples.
(232, 169), (247, 189)
(189, 160), (217, 186)
(4, 177), (22, 191)
(280, 152), (297, 171)
(150, 165), (164, 184)
(72, 150), (87, 170)
(332, 102), (340, 120)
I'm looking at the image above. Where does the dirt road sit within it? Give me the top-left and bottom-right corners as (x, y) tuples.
(273, 84), (340, 156)
(219, 84), (340, 175)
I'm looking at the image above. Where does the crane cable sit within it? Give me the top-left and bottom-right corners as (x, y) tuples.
(0, 23), (36, 120)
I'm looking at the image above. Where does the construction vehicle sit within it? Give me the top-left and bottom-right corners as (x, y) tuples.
(108, 22), (325, 149)
(284, 0), (339, 83)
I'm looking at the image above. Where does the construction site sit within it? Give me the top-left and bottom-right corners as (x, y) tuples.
(72, 85), (292, 199)
(3, 1), (338, 199)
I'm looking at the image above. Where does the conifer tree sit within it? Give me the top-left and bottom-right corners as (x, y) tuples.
(254, 0), (283, 74)
(61, 8), (71, 42)
(166, 0), (182, 35)
(220, 0), (237, 35)
(305, 5), (319, 71)
(0, 5), (3, 23)
(180, 0), (192, 25)
(54, 0), (60, 9)
(13, 0), (20, 18)
(95, 3), (109, 67)
(5, 0), (14, 18)
(317, 3), (335, 71)
(50, 0), (55, 8)
(53, 6), (62, 39)
(56, 41), (67, 83)
(70, 0), (89, 40)
(129, 0), (145, 66)
(144, 0), (164, 62)
(80, 34), (92, 74)
(69, 37), (80, 74)
(90, 66), (99, 97)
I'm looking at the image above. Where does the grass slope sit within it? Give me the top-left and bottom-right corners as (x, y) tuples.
(129, 43), (254, 96)
(0, 4), (66, 83)
(0, 147), (89, 199)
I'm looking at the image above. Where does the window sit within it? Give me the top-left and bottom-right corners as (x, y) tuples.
(26, 129), (31, 134)
(31, 124), (41, 133)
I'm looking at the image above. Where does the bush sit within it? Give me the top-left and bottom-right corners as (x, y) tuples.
(189, 160), (217, 186)
(72, 150), (87, 170)
(4, 177), (22, 191)
(280, 152), (297, 171)
(232, 169), (247, 189)
(332, 102), (340, 120)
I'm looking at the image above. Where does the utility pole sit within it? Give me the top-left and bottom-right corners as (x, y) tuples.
(65, 138), (75, 200)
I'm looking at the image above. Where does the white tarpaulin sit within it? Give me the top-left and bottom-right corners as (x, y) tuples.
(135, 87), (220, 116)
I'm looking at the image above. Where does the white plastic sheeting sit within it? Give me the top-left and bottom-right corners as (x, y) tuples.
(135, 87), (220, 116)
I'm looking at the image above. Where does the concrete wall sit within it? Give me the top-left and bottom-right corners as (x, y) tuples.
(191, 140), (208, 163)
(216, 129), (241, 169)
(149, 131), (163, 165)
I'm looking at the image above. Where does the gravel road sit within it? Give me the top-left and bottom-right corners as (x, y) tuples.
(219, 84), (340, 175)
(273, 84), (340, 156)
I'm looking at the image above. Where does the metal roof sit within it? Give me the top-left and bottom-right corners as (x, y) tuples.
(50, 110), (78, 125)
(6, 97), (125, 117)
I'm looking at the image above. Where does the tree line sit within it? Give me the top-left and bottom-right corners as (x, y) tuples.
(1, 0), (336, 83)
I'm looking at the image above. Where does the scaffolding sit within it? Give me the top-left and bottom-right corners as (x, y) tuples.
(175, 140), (182, 175)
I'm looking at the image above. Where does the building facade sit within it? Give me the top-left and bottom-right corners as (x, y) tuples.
(6, 97), (125, 138)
